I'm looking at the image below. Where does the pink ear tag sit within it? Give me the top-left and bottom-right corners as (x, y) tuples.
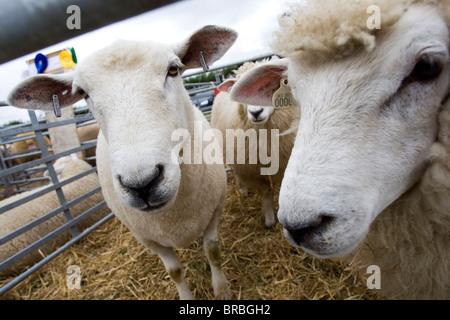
(272, 78), (298, 109)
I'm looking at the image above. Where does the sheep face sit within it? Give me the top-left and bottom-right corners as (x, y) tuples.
(218, 77), (276, 125)
(247, 105), (275, 125)
(74, 40), (188, 213)
(277, 7), (450, 258)
(6, 25), (237, 215)
(232, 7), (450, 257)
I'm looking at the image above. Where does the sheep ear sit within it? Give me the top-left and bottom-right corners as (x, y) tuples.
(6, 73), (84, 110)
(175, 25), (238, 70)
(230, 59), (289, 106)
(218, 79), (236, 92)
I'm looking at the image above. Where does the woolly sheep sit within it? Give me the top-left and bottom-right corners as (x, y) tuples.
(231, 0), (450, 299)
(6, 25), (238, 300)
(0, 156), (108, 276)
(211, 59), (299, 227)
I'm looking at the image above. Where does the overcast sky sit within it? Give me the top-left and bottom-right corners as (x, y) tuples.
(0, 0), (295, 125)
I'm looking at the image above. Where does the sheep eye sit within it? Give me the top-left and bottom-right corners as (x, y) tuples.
(168, 66), (179, 77)
(409, 55), (443, 82)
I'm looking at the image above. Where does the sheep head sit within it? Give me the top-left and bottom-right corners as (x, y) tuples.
(6, 25), (238, 214)
(218, 78), (276, 125)
(232, 5), (450, 258)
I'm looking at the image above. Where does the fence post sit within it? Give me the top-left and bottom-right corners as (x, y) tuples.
(45, 106), (82, 158)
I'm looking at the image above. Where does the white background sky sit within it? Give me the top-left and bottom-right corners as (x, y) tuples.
(0, 0), (296, 126)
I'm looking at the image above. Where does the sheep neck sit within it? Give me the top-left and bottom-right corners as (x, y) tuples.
(357, 138), (450, 299)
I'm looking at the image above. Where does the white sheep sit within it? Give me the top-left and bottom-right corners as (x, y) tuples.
(211, 59), (299, 227)
(0, 156), (108, 276)
(230, 0), (450, 299)
(6, 25), (238, 300)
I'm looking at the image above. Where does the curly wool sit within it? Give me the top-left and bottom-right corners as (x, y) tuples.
(272, 0), (450, 61)
(232, 59), (271, 79)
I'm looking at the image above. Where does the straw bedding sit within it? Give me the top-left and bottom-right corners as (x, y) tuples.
(0, 172), (379, 300)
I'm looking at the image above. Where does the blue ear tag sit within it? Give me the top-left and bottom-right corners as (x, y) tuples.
(35, 53), (48, 74)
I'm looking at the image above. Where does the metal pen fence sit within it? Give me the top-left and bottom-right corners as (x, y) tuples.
(0, 109), (113, 295)
(0, 54), (272, 296)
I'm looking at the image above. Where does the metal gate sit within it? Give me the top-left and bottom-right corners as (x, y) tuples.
(0, 109), (113, 295)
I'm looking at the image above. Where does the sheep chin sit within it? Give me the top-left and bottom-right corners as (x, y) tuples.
(282, 226), (367, 259)
(136, 191), (179, 215)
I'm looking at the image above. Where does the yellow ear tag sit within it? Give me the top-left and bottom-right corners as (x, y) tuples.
(272, 78), (298, 109)
(59, 50), (75, 69)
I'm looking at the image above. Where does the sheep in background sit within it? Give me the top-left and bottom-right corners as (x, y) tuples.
(9, 132), (51, 166)
(211, 59), (299, 227)
(0, 156), (108, 276)
(231, 0), (450, 299)
(1, 132), (52, 199)
(6, 25), (237, 300)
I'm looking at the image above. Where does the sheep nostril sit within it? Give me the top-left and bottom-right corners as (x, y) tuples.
(285, 215), (334, 246)
(250, 108), (263, 118)
(118, 164), (165, 202)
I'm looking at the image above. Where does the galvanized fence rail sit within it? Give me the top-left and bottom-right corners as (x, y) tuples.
(0, 109), (112, 296)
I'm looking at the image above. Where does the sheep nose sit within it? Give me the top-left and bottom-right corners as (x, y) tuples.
(119, 164), (165, 203)
(249, 107), (263, 119)
(282, 214), (334, 246)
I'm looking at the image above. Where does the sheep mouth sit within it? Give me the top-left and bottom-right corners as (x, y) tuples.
(282, 223), (368, 259)
(135, 190), (178, 215)
(249, 118), (268, 125)
(121, 186), (179, 215)
(139, 199), (171, 214)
